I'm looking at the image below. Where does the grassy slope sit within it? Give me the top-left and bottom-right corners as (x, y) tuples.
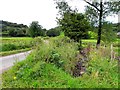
(0, 48), (31, 57)
(2, 36), (118, 88)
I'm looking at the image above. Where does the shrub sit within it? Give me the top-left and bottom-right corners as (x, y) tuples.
(46, 28), (60, 37)
(2, 44), (17, 52)
(33, 36), (78, 74)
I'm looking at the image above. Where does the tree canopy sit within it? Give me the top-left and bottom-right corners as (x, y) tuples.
(55, 0), (90, 47)
(84, 0), (119, 47)
(28, 21), (45, 38)
(46, 27), (61, 37)
(1, 20), (28, 37)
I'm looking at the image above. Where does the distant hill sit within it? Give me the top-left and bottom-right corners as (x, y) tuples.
(0, 20), (28, 37)
(0, 20), (28, 31)
(0, 20), (2, 29)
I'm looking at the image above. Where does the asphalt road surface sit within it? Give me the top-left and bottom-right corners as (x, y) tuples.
(0, 50), (32, 74)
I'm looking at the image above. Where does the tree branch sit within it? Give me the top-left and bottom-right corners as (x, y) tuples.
(84, 0), (100, 12)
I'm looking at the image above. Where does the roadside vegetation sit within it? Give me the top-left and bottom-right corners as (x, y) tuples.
(1, 0), (119, 88)
(2, 36), (119, 88)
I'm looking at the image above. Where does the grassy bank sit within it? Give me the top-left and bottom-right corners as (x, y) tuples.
(2, 36), (118, 88)
(0, 48), (31, 57)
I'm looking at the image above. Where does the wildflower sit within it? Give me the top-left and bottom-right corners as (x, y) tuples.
(13, 76), (17, 80)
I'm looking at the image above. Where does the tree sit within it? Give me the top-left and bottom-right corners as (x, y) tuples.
(28, 21), (43, 38)
(101, 21), (116, 44)
(55, 0), (90, 47)
(60, 12), (90, 44)
(16, 28), (27, 37)
(84, 0), (119, 48)
(46, 27), (61, 37)
(8, 28), (17, 37)
(1, 20), (28, 37)
(39, 28), (46, 36)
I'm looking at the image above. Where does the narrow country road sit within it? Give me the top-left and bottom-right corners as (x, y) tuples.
(0, 50), (32, 74)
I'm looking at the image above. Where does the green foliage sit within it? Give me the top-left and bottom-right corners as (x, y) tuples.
(84, 0), (119, 46)
(1, 37), (33, 52)
(46, 27), (60, 37)
(2, 59), (79, 88)
(28, 21), (45, 37)
(85, 48), (118, 88)
(59, 12), (90, 42)
(1, 44), (17, 52)
(16, 28), (27, 37)
(8, 28), (27, 37)
(2, 36), (118, 88)
(33, 36), (78, 73)
(101, 22), (116, 44)
(0, 48), (31, 56)
(88, 31), (97, 39)
(60, 31), (65, 37)
(85, 1), (119, 27)
(55, 0), (90, 47)
(1, 20), (28, 37)
(40, 29), (46, 36)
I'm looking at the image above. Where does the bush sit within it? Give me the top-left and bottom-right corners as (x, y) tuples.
(88, 31), (97, 39)
(34, 36), (78, 74)
(1, 44), (17, 52)
(46, 28), (60, 37)
(28, 21), (44, 37)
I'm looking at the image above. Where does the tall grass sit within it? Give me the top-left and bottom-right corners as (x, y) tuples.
(1, 37), (33, 52)
(2, 36), (118, 88)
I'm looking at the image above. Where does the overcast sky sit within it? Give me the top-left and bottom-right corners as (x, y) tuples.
(0, 0), (118, 29)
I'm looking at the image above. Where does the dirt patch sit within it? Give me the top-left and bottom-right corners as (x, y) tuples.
(72, 46), (91, 77)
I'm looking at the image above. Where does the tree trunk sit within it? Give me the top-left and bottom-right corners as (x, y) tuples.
(96, 0), (103, 49)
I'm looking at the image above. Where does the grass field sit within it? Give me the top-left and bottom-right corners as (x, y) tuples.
(82, 38), (120, 54)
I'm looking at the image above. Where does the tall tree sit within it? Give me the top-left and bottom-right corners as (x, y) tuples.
(84, 0), (119, 48)
(28, 21), (43, 38)
(55, 0), (90, 48)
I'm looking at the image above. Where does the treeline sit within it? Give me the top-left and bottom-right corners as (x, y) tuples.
(0, 20), (61, 37)
(1, 20), (28, 37)
(113, 23), (120, 32)
(1, 20), (119, 38)
(28, 21), (61, 38)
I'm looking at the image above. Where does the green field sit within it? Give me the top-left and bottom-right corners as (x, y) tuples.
(2, 36), (119, 88)
(0, 37), (33, 56)
(1, 37), (119, 56)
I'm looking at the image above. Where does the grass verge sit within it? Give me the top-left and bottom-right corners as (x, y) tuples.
(0, 48), (31, 57)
